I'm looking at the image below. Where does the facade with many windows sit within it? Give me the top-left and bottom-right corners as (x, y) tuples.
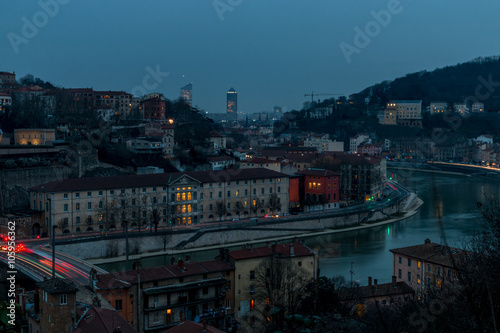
(95, 259), (235, 333)
(390, 239), (466, 299)
(28, 169), (289, 235)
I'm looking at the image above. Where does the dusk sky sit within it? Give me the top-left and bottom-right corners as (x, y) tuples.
(2, 1), (500, 114)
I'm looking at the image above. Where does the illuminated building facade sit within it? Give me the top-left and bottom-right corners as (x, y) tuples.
(226, 87), (237, 119)
(180, 83), (192, 106)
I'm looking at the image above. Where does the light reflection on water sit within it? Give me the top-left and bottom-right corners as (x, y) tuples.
(99, 172), (500, 285)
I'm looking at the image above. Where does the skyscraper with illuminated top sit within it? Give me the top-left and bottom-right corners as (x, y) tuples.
(226, 87), (237, 120)
(180, 83), (192, 106)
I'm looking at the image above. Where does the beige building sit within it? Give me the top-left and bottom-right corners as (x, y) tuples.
(229, 242), (315, 322)
(390, 239), (466, 299)
(382, 100), (422, 125)
(472, 102), (484, 113)
(429, 101), (448, 115)
(14, 129), (55, 145)
(28, 169), (289, 235)
(454, 103), (468, 116)
(304, 138), (344, 152)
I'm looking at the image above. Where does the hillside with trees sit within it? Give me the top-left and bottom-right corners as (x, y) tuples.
(358, 56), (500, 111)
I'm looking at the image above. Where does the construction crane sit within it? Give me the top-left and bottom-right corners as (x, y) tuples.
(304, 92), (344, 104)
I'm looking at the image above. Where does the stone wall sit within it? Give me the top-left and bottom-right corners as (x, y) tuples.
(56, 199), (405, 260)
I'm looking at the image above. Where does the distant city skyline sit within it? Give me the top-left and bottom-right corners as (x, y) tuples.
(2, 1), (500, 114)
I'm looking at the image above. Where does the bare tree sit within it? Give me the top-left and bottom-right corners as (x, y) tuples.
(267, 193), (281, 215)
(215, 201), (227, 223)
(252, 197), (263, 217)
(234, 201), (244, 219)
(252, 254), (311, 332)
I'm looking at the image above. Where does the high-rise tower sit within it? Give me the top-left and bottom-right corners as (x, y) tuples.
(226, 87), (237, 119)
(180, 83), (193, 106)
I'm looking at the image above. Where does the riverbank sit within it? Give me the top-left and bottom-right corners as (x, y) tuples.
(388, 167), (470, 177)
(88, 197), (424, 265)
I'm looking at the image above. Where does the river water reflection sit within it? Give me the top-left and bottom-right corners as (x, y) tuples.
(99, 171), (500, 285)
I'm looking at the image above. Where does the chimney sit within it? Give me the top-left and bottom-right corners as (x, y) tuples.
(290, 244), (295, 257)
(392, 275), (397, 287)
(374, 279), (378, 285)
(368, 277), (372, 286)
(178, 259), (185, 270)
(202, 321), (207, 332)
(425, 238), (431, 244)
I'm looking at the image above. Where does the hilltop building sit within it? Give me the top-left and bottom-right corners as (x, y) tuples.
(180, 83), (193, 107)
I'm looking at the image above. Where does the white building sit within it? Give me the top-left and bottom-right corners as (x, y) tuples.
(429, 101), (447, 115)
(310, 106), (334, 119)
(454, 103), (468, 116)
(350, 134), (370, 153)
(476, 134), (493, 145)
(472, 102), (484, 113)
(304, 138), (343, 152)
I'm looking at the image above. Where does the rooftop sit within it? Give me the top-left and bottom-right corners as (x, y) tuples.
(75, 305), (137, 333)
(37, 278), (79, 295)
(29, 168), (288, 193)
(338, 281), (414, 301)
(229, 242), (315, 261)
(296, 168), (339, 177)
(96, 260), (233, 288)
(390, 239), (469, 267)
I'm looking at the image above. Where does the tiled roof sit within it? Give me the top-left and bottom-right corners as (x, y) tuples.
(338, 281), (414, 301)
(97, 260), (233, 288)
(163, 320), (225, 333)
(244, 157), (278, 164)
(209, 130), (223, 137)
(390, 241), (469, 267)
(229, 242), (315, 260)
(30, 169), (288, 193)
(321, 152), (383, 165)
(76, 305), (137, 333)
(37, 278), (78, 294)
(296, 169), (339, 177)
(0, 71), (15, 75)
(208, 156), (234, 162)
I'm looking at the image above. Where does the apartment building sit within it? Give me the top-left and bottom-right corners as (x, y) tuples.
(95, 259), (234, 333)
(304, 137), (344, 152)
(390, 239), (467, 299)
(382, 100), (422, 126)
(429, 101), (448, 115)
(28, 169), (289, 235)
(143, 93), (166, 120)
(295, 169), (340, 210)
(472, 102), (484, 113)
(228, 242), (315, 322)
(454, 103), (468, 116)
(14, 129), (56, 145)
(350, 134), (370, 153)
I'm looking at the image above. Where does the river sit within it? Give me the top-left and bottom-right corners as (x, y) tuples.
(98, 171), (500, 286)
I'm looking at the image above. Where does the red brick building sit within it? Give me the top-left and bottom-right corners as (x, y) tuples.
(294, 169), (340, 210)
(144, 93), (166, 120)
